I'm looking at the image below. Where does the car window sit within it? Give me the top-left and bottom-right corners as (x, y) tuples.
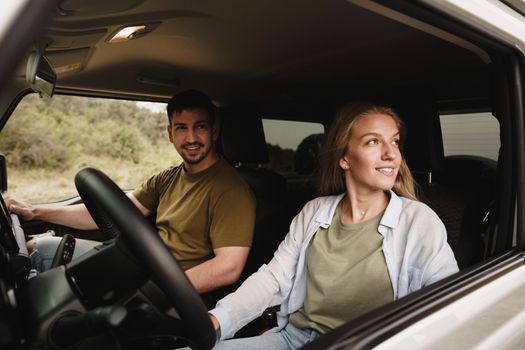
(0, 93), (180, 203)
(439, 112), (500, 161)
(262, 119), (324, 176)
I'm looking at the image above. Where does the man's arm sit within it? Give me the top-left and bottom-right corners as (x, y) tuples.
(6, 197), (98, 230)
(6, 193), (151, 230)
(185, 246), (250, 294)
(127, 193), (151, 216)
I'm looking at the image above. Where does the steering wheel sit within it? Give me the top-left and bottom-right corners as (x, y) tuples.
(74, 167), (215, 350)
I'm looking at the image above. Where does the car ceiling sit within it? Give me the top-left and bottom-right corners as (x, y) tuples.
(36, 0), (489, 113)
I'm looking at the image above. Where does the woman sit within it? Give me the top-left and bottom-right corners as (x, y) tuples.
(208, 102), (459, 349)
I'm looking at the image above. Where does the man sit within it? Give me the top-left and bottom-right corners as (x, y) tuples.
(7, 89), (256, 294)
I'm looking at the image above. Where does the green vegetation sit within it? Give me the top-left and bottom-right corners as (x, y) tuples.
(0, 94), (181, 203)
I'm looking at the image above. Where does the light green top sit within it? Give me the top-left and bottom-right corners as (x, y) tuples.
(289, 204), (393, 333)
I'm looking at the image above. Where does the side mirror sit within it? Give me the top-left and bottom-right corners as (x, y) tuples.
(26, 47), (56, 97)
(0, 154), (7, 193)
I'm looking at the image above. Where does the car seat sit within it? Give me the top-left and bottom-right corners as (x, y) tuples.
(216, 104), (289, 293)
(398, 99), (495, 269)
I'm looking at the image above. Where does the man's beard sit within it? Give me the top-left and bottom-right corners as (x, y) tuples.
(180, 141), (213, 164)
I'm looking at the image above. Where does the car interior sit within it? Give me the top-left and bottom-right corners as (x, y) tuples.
(0, 0), (520, 349)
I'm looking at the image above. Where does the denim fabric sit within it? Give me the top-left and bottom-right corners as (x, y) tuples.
(213, 323), (320, 350)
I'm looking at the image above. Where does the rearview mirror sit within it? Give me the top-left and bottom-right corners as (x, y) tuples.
(26, 48), (56, 97)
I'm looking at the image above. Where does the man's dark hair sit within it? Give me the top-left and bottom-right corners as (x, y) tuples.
(166, 89), (215, 124)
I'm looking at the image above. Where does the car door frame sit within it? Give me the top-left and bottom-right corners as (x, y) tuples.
(302, 0), (525, 348)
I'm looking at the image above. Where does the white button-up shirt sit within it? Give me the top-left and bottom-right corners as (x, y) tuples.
(211, 191), (459, 339)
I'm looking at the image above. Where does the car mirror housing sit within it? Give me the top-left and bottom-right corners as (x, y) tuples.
(26, 47), (56, 98)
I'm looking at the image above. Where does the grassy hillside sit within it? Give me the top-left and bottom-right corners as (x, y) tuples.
(0, 94), (181, 203)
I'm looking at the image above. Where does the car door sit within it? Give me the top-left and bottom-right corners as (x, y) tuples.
(303, 0), (525, 348)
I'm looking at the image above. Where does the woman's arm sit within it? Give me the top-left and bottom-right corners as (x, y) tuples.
(420, 210), (459, 286)
(209, 199), (317, 340)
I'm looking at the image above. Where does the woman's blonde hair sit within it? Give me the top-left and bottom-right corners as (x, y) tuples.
(317, 101), (418, 200)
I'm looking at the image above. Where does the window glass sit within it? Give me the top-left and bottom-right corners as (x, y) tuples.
(439, 112), (500, 161)
(262, 119), (324, 176)
(0, 93), (181, 203)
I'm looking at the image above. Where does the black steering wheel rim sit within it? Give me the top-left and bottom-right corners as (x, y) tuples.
(74, 167), (215, 350)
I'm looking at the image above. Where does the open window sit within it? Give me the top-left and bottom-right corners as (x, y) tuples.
(1, 94), (177, 203)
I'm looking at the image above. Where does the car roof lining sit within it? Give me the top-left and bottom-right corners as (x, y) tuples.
(35, 0), (490, 108)
(349, 0), (490, 64)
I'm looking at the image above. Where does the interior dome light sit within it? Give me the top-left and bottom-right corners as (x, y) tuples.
(108, 25), (146, 43)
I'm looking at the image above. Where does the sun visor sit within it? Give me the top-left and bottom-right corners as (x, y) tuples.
(46, 47), (91, 75)
(46, 29), (107, 51)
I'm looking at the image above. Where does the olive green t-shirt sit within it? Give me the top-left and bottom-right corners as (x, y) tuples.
(132, 158), (256, 270)
(289, 205), (393, 333)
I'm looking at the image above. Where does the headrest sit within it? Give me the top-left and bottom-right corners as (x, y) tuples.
(393, 95), (445, 174)
(220, 104), (269, 164)
(442, 155), (496, 185)
(294, 133), (323, 175)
